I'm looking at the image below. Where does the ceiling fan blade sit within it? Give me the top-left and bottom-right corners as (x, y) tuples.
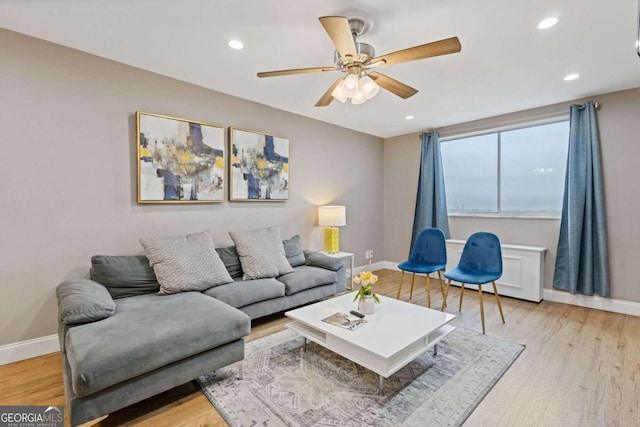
(257, 66), (336, 78)
(369, 72), (418, 99)
(315, 78), (343, 107)
(371, 37), (461, 67)
(319, 16), (357, 60)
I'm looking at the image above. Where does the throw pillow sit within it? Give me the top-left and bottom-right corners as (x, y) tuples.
(215, 245), (243, 279)
(90, 255), (160, 298)
(57, 279), (116, 325)
(140, 231), (233, 294)
(229, 226), (294, 280)
(283, 235), (306, 267)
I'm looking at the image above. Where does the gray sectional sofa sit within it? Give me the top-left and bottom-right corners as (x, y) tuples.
(56, 241), (346, 426)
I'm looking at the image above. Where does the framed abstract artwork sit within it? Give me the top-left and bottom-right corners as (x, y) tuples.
(229, 127), (290, 201)
(136, 111), (225, 203)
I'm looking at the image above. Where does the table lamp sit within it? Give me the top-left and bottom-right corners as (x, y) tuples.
(318, 205), (346, 253)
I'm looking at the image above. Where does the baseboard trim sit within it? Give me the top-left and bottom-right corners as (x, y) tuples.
(354, 261), (388, 274)
(379, 261), (401, 271)
(543, 288), (640, 317)
(0, 334), (60, 366)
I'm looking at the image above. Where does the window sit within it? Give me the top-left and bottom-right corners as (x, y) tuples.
(441, 120), (569, 214)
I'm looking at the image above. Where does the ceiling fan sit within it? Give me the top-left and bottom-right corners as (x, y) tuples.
(257, 16), (462, 107)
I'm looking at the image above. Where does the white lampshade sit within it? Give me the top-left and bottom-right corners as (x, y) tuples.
(351, 89), (367, 105)
(342, 74), (359, 97)
(331, 80), (348, 103)
(359, 75), (380, 99)
(318, 205), (346, 226)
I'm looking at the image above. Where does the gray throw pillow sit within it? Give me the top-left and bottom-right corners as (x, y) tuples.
(283, 235), (306, 267)
(57, 279), (116, 325)
(215, 245), (243, 279)
(140, 231), (233, 294)
(90, 255), (160, 298)
(229, 226), (294, 280)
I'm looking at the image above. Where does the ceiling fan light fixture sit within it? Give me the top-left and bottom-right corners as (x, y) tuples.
(359, 75), (380, 99)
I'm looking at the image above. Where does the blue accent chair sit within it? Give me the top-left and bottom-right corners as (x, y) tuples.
(441, 232), (505, 334)
(397, 228), (447, 308)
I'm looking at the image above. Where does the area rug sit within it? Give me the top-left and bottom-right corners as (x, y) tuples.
(198, 327), (524, 427)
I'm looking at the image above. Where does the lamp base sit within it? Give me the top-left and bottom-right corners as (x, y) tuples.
(324, 227), (340, 253)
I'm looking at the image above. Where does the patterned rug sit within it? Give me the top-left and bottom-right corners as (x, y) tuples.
(198, 327), (524, 427)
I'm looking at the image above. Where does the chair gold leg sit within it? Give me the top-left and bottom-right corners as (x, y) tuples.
(426, 274), (431, 308)
(478, 285), (486, 334)
(441, 279), (451, 311)
(437, 270), (446, 309)
(409, 273), (416, 299)
(492, 281), (506, 323)
(459, 283), (465, 312)
(396, 271), (405, 299)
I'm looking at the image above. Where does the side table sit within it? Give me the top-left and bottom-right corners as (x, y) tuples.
(318, 251), (355, 290)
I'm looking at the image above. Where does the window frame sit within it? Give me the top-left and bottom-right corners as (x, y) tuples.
(440, 116), (570, 219)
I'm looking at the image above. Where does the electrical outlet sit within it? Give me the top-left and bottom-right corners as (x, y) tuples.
(365, 250), (374, 260)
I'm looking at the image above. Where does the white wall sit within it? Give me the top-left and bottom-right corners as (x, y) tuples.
(384, 87), (640, 303)
(0, 29), (384, 346)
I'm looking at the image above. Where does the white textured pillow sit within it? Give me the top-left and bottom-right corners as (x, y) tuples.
(140, 231), (233, 294)
(229, 226), (294, 280)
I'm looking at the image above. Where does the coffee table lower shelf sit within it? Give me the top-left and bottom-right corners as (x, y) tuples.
(286, 320), (456, 394)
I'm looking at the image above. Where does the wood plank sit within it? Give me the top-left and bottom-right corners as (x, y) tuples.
(1, 269), (639, 426)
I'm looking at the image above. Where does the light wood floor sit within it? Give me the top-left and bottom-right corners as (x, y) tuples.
(2, 269), (639, 426)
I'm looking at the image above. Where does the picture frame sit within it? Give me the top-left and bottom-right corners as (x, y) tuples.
(136, 111), (225, 203)
(229, 127), (290, 201)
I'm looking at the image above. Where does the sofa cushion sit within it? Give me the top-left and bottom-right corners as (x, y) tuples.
(277, 265), (338, 295)
(91, 255), (159, 298)
(229, 226), (294, 280)
(140, 231), (233, 294)
(283, 235), (306, 267)
(215, 245), (243, 279)
(64, 292), (250, 397)
(57, 279), (116, 325)
(204, 278), (285, 308)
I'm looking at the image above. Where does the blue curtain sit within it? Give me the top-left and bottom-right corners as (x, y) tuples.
(410, 131), (450, 250)
(553, 101), (610, 297)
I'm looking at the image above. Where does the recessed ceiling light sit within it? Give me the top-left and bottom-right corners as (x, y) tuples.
(405, 115), (414, 120)
(228, 40), (244, 50)
(564, 73), (580, 81)
(537, 17), (559, 30)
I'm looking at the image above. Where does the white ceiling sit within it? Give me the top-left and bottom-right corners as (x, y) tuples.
(1, 0), (639, 138)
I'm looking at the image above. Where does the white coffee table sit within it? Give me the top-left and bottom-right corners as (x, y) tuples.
(285, 293), (456, 394)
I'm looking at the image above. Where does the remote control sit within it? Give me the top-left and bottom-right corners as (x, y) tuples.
(350, 310), (365, 318)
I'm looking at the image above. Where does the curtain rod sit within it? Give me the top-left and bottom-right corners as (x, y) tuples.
(418, 101), (602, 139)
